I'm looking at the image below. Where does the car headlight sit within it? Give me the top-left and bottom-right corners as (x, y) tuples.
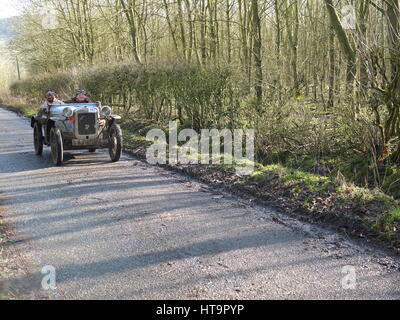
(101, 106), (112, 118)
(63, 107), (74, 118)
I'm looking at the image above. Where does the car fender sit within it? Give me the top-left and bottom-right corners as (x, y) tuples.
(107, 115), (121, 128)
(54, 120), (70, 133)
(31, 115), (41, 128)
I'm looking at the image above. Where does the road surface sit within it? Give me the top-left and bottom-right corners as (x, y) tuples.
(0, 107), (399, 299)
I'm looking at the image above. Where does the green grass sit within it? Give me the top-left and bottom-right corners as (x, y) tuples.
(0, 289), (8, 300)
(389, 208), (400, 221)
(338, 185), (397, 208)
(281, 170), (330, 190)
(0, 235), (14, 244)
(250, 164), (333, 193)
(5, 103), (37, 118)
(375, 207), (400, 239)
(122, 130), (152, 143)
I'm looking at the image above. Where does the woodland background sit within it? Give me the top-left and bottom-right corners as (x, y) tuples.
(2, 0), (400, 200)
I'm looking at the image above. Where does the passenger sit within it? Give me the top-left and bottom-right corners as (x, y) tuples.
(39, 90), (64, 115)
(65, 88), (92, 104)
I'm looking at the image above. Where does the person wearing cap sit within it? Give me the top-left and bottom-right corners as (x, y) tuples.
(65, 89), (92, 104)
(39, 91), (64, 116)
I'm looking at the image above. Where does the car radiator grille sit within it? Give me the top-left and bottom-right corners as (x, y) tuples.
(78, 113), (96, 135)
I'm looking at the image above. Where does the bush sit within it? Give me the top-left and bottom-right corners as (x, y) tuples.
(10, 62), (242, 132)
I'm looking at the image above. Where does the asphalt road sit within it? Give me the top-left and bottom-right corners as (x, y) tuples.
(0, 107), (399, 300)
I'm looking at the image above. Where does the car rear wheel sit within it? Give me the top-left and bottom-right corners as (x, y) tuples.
(50, 127), (63, 166)
(108, 124), (122, 162)
(33, 122), (43, 156)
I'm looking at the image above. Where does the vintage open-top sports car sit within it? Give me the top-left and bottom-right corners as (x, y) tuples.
(31, 102), (123, 166)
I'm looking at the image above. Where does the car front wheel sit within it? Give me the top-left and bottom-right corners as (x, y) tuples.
(33, 122), (43, 156)
(108, 124), (122, 162)
(50, 127), (63, 166)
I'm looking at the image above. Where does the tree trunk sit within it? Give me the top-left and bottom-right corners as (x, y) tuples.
(328, 27), (335, 108)
(251, 0), (263, 105)
(324, 0), (356, 96)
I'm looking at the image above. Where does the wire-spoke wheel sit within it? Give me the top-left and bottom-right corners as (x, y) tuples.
(33, 122), (43, 156)
(50, 127), (63, 166)
(108, 124), (122, 162)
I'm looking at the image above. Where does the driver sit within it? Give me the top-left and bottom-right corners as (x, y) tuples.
(65, 88), (92, 103)
(39, 90), (64, 116)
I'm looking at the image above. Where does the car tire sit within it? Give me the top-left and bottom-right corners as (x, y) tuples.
(50, 127), (63, 166)
(89, 148), (96, 153)
(33, 122), (43, 156)
(108, 124), (122, 162)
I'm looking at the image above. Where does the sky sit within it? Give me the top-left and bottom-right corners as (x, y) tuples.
(0, 0), (21, 19)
